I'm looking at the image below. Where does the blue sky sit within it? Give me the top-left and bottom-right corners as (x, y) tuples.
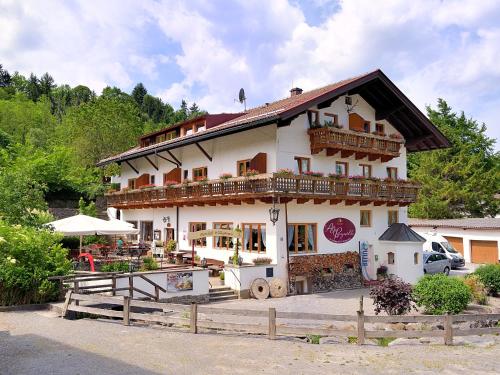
(1, 0), (499, 148)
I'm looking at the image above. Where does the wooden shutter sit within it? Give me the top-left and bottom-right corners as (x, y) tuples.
(348, 113), (366, 132)
(250, 152), (267, 174)
(164, 167), (181, 184)
(135, 173), (150, 188)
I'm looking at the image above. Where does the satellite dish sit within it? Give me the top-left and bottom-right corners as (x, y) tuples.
(238, 88), (246, 103)
(238, 88), (247, 111)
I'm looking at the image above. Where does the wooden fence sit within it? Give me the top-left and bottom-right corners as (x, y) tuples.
(61, 292), (500, 346)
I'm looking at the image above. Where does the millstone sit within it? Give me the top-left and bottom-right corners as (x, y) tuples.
(269, 277), (287, 298)
(250, 278), (270, 300)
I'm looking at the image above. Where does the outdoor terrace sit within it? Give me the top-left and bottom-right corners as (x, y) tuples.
(308, 127), (404, 161)
(106, 174), (419, 208)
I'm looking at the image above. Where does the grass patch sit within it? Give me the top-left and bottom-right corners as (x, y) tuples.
(307, 334), (323, 344)
(376, 337), (396, 347)
(348, 336), (358, 344)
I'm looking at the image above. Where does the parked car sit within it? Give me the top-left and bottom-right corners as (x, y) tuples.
(423, 251), (452, 275)
(420, 232), (465, 269)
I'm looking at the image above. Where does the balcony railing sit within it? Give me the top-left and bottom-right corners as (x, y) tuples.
(106, 174), (419, 208)
(308, 127), (403, 161)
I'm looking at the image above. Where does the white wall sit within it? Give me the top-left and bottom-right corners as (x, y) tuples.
(412, 226), (500, 263)
(224, 264), (277, 291)
(379, 241), (424, 284)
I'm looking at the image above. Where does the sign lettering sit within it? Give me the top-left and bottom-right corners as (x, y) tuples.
(187, 228), (243, 240)
(323, 218), (356, 243)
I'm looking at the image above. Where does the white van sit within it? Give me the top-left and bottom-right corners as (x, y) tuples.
(420, 232), (465, 269)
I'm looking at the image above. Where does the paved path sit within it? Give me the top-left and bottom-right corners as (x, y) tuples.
(2, 310), (500, 375)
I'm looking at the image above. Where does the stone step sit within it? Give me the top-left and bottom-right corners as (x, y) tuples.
(209, 287), (231, 293)
(209, 290), (235, 297)
(209, 294), (238, 302)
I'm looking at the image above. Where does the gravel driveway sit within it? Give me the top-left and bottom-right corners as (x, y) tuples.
(2, 310), (500, 375)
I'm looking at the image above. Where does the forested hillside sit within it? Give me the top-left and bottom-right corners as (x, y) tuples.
(0, 63), (204, 226)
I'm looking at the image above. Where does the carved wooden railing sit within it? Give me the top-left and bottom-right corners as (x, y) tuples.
(106, 175), (419, 208)
(308, 127), (403, 158)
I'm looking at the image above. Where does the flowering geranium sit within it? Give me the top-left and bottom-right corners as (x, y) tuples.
(164, 180), (179, 187)
(349, 175), (366, 180)
(244, 169), (259, 177)
(275, 168), (294, 177)
(303, 171), (324, 177)
(219, 173), (233, 180)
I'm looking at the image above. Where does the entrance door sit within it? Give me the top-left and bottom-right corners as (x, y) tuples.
(165, 228), (175, 243)
(445, 236), (464, 256)
(471, 240), (498, 264)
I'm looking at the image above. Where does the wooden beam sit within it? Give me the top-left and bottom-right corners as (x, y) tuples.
(374, 201), (385, 206)
(125, 160), (139, 174)
(208, 202), (216, 206)
(355, 152), (367, 160)
(243, 198), (255, 205)
(297, 198), (309, 204)
(166, 150), (181, 166)
(195, 142), (212, 162)
(219, 201), (229, 206)
(359, 201), (371, 206)
(341, 150), (355, 158)
(345, 200), (358, 206)
(156, 153), (178, 167)
(144, 156), (158, 171)
(330, 199), (342, 205)
(280, 197), (293, 204)
(326, 148), (338, 157)
(368, 154), (380, 161)
(375, 105), (404, 121)
(314, 199), (326, 205)
(230, 200), (241, 205)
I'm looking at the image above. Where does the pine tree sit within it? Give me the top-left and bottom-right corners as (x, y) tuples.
(408, 99), (499, 219)
(131, 83), (147, 108)
(26, 73), (41, 101)
(0, 64), (11, 87)
(39, 72), (55, 97)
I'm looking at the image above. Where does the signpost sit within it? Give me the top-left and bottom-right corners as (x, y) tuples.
(187, 229), (243, 267)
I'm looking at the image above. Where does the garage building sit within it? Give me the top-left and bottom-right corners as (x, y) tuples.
(409, 218), (500, 264)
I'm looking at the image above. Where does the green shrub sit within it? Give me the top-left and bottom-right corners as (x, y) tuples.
(464, 274), (488, 305)
(100, 261), (129, 273)
(165, 240), (177, 253)
(473, 264), (500, 296)
(413, 274), (472, 314)
(0, 221), (72, 305)
(141, 256), (158, 271)
(219, 271), (224, 281)
(370, 277), (414, 315)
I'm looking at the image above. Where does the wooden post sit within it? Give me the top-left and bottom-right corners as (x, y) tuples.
(190, 303), (198, 334)
(129, 275), (133, 298)
(444, 313), (453, 345)
(155, 286), (160, 301)
(357, 310), (365, 345)
(74, 281), (80, 306)
(268, 307), (277, 340)
(123, 296), (131, 326)
(111, 274), (116, 296)
(359, 295), (364, 313)
(61, 290), (73, 318)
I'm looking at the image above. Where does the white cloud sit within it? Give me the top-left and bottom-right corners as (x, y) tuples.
(0, 0), (499, 147)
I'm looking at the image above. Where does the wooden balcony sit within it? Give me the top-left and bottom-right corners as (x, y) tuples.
(106, 174), (419, 209)
(308, 127), (403, 161)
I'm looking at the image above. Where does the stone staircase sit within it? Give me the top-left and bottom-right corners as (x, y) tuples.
(209, 286), (238, 302)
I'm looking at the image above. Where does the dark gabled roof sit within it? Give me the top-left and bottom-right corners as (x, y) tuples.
(97, 69), (450, 166)
(409, 218), (500, 231)
(379, 223), (426, 242)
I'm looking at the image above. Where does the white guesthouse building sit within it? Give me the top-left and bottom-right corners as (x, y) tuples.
(98, 70), (450, 293)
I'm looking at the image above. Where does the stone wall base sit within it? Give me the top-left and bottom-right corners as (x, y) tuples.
(162, 294), (210, 304)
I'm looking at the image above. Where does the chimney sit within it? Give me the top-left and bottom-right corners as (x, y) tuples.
(290, 87), (303, 97)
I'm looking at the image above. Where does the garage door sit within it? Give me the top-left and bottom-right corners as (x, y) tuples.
(471, 240), (499, 264)
(445, 236), (464, 255)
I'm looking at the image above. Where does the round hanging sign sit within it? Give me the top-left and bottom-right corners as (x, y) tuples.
(323, 217), (356, 243)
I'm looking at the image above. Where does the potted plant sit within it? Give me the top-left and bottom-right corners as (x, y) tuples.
(219, 172), (233, 180)
(376, 265), (388, 281)
(303, 171), (324, 178)
(252, 257), (272, 265)
(244, 169), (259, 177)
(164, 180), (179, 188)
(389, 133), (403, 140)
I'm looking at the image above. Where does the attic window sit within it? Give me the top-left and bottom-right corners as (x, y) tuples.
(324, 113), (339, 126)
(363, 121), (370, 133)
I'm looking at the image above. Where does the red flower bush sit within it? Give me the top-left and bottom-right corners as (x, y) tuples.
(370, 277), (414, 315)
